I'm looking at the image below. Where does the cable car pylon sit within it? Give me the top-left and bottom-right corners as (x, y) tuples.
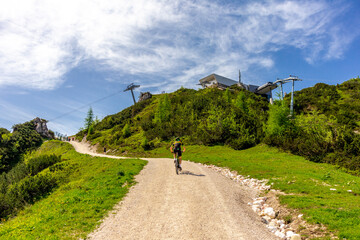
(124, 83), (140, 105)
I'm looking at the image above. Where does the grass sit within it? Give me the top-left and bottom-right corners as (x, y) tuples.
(151, 144), (360, 239)
(0, 140), (146, 240)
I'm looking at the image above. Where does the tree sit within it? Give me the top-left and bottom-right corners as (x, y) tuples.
(84, 107), (94, 131)
(234, 91), (248, 113)
(265, 100), (293, 137)
(153, 95), (171, 123)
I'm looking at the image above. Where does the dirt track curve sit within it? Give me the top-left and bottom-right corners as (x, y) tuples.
(70, 141), (277, 240)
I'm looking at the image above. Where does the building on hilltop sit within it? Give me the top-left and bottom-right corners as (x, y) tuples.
(138, 92), (152, 102)
(198, 73), (277, 101)
(198, 74), (238, 90)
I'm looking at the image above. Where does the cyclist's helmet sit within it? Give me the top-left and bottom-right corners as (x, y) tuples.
(175, 137), (180, 141)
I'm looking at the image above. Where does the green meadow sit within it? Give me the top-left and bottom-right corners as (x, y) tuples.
(0, 141), (146, 240)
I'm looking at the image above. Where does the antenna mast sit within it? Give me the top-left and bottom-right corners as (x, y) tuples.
(124, 83), (140, 105)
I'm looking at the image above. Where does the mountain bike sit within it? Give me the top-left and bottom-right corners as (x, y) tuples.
(174, 152), (181, 175)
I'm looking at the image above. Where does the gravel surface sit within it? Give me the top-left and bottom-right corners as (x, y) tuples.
(69, 141), (277, 240)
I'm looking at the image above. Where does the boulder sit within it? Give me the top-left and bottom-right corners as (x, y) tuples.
(33, 117), (53, 139)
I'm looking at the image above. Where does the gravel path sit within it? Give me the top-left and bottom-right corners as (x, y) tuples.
(69, 141), (277, 240)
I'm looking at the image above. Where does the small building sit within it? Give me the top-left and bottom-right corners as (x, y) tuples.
(198, 73), (277, 101)
(198, 74), (238, 90)
(138, 92), (152, 102)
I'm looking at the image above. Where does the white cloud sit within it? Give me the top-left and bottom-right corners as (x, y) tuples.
(0, 0), (358, 91)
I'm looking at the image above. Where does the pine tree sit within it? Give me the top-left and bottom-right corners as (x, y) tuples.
(84, 107), (94, 131)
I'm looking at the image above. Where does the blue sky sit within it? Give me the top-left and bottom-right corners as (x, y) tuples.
(0, 0), (359, 136)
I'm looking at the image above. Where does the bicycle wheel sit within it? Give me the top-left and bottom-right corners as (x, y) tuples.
(175, 158), (179, 175)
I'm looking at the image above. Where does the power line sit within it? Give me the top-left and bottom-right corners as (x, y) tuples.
(48, 89), (124, 122)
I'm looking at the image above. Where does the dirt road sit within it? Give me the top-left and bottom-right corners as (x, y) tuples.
(69, 141), (277, 240)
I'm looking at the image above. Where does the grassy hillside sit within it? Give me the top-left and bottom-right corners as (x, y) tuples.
(293, 77), (360, 131)
(81, 78), (360, 174)
(267, 77), (360, 173)
(152, 144), (360, 239)
(78, 86), (269, 154)
(0, 141), (146, 239)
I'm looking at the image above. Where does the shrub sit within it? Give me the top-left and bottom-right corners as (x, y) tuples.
(87, 132), (101, 141)
(27, 154), (61, 176)
(0, 154), (61, 218)
(265, 101), (294, 137)
(4, 173), (57, 215)
(88, 124), (94, 136)
(141, 137), (150, 150)
(122, 124), (131, 138)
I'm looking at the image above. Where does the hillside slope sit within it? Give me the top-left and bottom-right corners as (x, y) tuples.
(293, 77), (360, 131)
(77, 86), (269, 154)
(80, 78), (360, 173)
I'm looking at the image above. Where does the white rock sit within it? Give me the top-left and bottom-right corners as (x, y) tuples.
(298, 214), (303, 218)
(253, 200), (264, 206)
(347, 190), (353, 193)
(277, 220), (285, 225)
(330, 188), (337, 191)
(264, 207), (276, 219)
(286, 231), (295, 238)
(268, 219), (278, 227)
(252, 205), (260, 213)
(275, 230), (285, 238)
(290, 234), (301, 240)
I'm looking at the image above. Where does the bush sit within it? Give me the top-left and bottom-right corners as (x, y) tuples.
(227, 134), (256, 150)
(122, 124), (131, 138)
(87, 132), (101, 141)
(141, 137), (150, 150)
(0, 154), (61, 218)
(88, 124), (94, 136)
(265, 101), (294, 137)
(27, 154), (61, 176)
(0, 121), (43, 173)
(4, 173), (57, 214)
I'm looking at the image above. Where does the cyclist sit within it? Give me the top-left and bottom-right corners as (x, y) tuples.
(170, 137), (186, 171)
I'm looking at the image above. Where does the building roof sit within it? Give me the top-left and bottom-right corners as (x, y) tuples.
(199, 74), (238, 87)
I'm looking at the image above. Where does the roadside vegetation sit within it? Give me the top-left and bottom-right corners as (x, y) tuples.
(0, 140), (146, 239)
(0, 120), (51, 173)
(267, 77), (360, 173)
(152, 144), (360, 239)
